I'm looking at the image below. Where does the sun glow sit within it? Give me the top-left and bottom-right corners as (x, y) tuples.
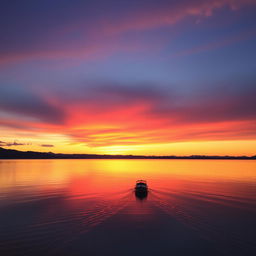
(2, 136), (256, 156)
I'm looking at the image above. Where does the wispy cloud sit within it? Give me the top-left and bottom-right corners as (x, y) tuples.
(0, 86), (65, 124)
(1, 0), (255, 65)
(0, 140), (27, 147)
(173, 28), (256, 58)
(40, 144), (54, 147)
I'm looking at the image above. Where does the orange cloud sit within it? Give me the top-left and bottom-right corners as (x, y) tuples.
(1, 83), (256, 150)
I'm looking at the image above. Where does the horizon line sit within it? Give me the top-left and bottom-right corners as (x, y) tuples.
(0, 147), (255, 159)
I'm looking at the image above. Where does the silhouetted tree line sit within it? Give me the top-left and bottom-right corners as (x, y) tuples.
(0, 147), (255, 160)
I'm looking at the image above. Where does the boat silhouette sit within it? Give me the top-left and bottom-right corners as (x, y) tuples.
(135, 180), (148, 199)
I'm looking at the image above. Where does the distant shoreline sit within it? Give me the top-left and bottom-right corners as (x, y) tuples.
(0, 147), (255, 160)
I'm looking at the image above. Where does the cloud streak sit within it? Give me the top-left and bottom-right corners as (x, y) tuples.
(173, 28), (256, 57)
(0, 85), (65, 124)
(40, 144), (54, 147)
(1, 0), (255, 65)
(1, 81), (255, 147)
(0, 140), (27, 147)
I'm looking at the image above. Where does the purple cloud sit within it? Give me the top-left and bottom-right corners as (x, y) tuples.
(0, 140), (26, 147)
(0, 85), (65, 124)
(40, 144), (54, 147)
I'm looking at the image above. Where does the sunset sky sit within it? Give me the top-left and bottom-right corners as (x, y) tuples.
(0, 0), (256, 155)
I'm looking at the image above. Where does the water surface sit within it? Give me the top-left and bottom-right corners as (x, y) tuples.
(0, 159), (256, 256)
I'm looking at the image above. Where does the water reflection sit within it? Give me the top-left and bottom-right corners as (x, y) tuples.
(135, 190), (148, 200)
(0, 159), (256, 256)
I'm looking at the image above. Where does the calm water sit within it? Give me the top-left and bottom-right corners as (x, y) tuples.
(0, 160), (256, 256)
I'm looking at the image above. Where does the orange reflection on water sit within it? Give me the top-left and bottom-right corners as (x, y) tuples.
(0, 159), (256, 202)
(1, 159), (256, 252)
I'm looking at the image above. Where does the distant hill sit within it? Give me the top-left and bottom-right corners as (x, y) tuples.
(0, 147), (255, 160)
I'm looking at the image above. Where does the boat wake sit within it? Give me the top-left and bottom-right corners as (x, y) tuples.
(149, 188), (256, 255)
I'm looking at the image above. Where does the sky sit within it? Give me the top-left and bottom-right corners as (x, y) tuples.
(0, 0), (256, 156)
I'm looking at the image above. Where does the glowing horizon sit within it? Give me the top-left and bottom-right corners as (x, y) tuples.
(1, 0), (256, 156)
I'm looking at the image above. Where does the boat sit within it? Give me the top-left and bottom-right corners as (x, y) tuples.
(135, 180), (148, 198)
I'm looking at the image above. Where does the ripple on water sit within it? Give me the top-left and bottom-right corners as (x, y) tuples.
(150, 188), (256, 255)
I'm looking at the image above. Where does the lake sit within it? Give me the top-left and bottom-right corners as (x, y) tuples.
(0, 159), (256, 256)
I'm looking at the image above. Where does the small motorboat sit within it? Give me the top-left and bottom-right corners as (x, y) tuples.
(135, 180), (148, 199)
